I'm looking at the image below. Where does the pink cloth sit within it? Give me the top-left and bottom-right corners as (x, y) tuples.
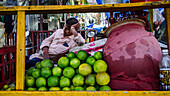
(30, 29), (85, 63)
(103, 23), (162, 90)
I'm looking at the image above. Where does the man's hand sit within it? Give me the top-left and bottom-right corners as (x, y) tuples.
(42, 46), (50, 59)
(44, 52), (50, 59)
(153, 20), (161, 31)
(71, 23), (80, 37)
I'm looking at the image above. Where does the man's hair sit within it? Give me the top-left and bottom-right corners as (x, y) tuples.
(66, 18), (78, 26)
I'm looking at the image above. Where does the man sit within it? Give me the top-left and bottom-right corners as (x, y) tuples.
(26, 18), (85, 69)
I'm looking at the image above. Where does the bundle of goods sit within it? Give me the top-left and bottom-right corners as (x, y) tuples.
(103, 19), (162, 90)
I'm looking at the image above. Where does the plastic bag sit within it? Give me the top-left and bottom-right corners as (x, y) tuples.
(160, 54), (170, 68)
(0, 22), (5, 48)
(3, 0), (17, 7)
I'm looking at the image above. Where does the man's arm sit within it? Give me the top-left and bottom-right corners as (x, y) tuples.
(40, 31), (56, 50)
(73, 33), (85, 46)
(40, 30), (57, 59)
(70, 23), (80, 37)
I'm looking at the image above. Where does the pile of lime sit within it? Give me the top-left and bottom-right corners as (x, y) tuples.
(0, 82), (16, 91)
(25, 50), (111, 91)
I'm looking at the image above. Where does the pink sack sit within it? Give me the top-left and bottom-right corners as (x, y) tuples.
(103, 19), (162, 90)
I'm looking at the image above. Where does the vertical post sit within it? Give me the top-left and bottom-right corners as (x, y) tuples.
(165, 8), (170, 50)
(148, 9), (153, 32)
(40, 14), (43, 31)
(31, 32), (35, 53)
(16, 11), (25, 90)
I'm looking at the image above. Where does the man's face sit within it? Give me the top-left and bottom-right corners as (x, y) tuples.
(75, 23), (80, 30)
(64, 25), (73, 36)
(64, 23), (80, 36)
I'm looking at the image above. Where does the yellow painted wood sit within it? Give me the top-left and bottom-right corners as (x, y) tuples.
(165, 8), (170, 50)
(148, 9), (153, 32)
(0, 1), (169, 95)
(0, 91), (170, 96)
(0, 1), (169, 14)
(16, 11), (26, 91)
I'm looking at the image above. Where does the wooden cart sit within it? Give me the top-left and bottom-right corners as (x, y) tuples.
(0, 1), (170, 96)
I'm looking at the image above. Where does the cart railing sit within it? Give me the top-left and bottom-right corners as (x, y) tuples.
(0, 32), (16, 89)
(4, 32), (16, 47)
(26, 30), (54, 55)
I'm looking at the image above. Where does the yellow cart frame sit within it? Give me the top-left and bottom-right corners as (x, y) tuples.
(0, 1), (170, 96)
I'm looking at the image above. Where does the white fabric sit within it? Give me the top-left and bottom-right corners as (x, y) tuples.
(29, 29), (85, 60)
(153, 9), (165, 23)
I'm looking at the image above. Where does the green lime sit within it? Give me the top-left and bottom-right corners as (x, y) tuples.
(38, 87), (48, 91)
(35, 62), (42, 69)
(32, 69), (41, 78)
(49, 87), (60, 91)
(58, 57), (69, 68)
(41, 59), (54, 68)
(60, 76), (65, 80)
(3, 85), (9, 89)
(99, 86), (111, 91)
(74, 87), (84, 91)
(76, 50), (87, 61)
(27, 87), (36, 91)
(93, 60), (107, 73)
(25, 76), (35, 87)
(60, 77), (70, 88)
(63, 67), (75, 79)
(86, 56), (96, 66)
(27, 67), (36, 76)
(72, 74), (84, 87)
(85, 74), (95, 86)
(36, 77), (46, 88)
(70, 58), (81, 68)
(67, 52), (76, 59)
(62, 87), (71, 91)
(6, 88), (11, 91)
(93, 52), (102, 60)
(47, 76), (59, 87)
(41, 67), (52, 78)
(96, 72), (110, 86)
(79, 63), (92, 76)
(52, 66), (62, 77)
(86, 86), (96, 91)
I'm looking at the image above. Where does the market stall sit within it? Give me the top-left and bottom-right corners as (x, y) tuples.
(0, 1), (170, 95)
